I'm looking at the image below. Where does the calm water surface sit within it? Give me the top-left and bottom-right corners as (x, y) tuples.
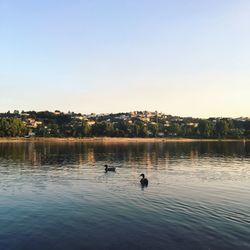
(0, 141), (250, 250)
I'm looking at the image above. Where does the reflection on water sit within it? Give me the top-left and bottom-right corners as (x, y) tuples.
(0, 141), (249, 166)
(0, 142), (250, 250)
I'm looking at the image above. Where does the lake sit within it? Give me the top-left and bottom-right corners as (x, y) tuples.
(0, 141), (250, 250)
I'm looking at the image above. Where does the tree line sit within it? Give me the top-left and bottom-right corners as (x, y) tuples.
(0, 116), (250, 138)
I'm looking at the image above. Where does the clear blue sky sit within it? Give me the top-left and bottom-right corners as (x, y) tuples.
(0, 0), (249, 117)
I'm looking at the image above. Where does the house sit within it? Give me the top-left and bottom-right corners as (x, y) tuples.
(26, 119), (42, 128)
(87, 120), (96, 126)
(54, 110), (61, 115)
(158, 132), (164, 137)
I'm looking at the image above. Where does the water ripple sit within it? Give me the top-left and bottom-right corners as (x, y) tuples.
(0, 141), (250, 250)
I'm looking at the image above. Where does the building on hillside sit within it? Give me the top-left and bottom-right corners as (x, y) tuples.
(87, 120), (96, 126)
(54, 110), (61, 115)
(25, 119), (42, 128)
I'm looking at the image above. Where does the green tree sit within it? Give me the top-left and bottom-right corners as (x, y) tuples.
(0, 118), (27, 137)
(148, 123), (158, 137)
(197, 120), (213, 138)
(167, 123), (181, 136)
(215, 120), (230, 138)
(92, 121), (114, 136)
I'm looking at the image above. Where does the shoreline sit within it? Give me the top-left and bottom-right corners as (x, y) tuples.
(0, 137), (248, 143)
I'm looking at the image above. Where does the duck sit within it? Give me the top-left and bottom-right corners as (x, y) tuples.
(140, 173), (148, 186)
(104, 164), (116, 172)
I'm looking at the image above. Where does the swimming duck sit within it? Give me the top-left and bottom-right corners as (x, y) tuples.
(104, 164), (116, 172)
(140, 173), (148, 186)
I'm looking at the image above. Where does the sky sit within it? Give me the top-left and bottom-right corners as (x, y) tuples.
(0, 0), (249, 118)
